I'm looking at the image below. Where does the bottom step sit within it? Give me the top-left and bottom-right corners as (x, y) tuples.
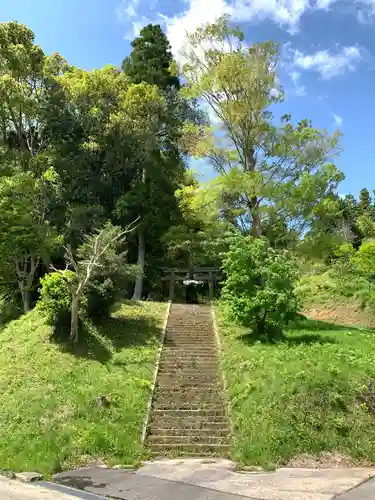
(148, 443), (231, 456)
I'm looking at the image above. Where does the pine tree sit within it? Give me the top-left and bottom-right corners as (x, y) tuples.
(122, 24), (183, 299)
(122, 24), (180, 90)
(359, 188), (372, 216)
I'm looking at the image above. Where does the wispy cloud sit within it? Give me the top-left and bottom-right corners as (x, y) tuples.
(116, 0), (154, 40)
(291, 46), (362, 79)
(332, 112), (343, 127)
(289, 70), (306, 96)
(115, 0), (336, 58)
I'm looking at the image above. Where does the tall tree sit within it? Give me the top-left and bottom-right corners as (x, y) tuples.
(122, 24), (180, 90)
(358, 188), (372, 216)
(122, 24), (188, 299)
(179, 16), (343, 238)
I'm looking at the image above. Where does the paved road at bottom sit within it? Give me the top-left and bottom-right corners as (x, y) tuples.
(0, 476), (104, 500)
(53, 467), (253, 500)
(335, 477), (375, 500)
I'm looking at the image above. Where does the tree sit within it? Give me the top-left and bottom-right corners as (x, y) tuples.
(163, 175), (231, 268)
(359, 188), (372, 216)
(179, 16), (343, 238)
(122, 24), (180, 90)
(221, 235), (301, 336)
(0, 21), (69, 160)
(110, 82), (168, 299)
(122, 25), (190, 299)
(52, 222), (138, 342)
(0, 168), (61, 311)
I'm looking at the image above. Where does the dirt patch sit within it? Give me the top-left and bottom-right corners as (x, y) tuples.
(304, 302), (375, 329)
(287, 452), (374, 468)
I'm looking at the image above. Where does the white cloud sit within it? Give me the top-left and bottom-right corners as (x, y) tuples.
(117, 0), (375, 55)
(292, 46), (361, 79)
(116, 0), (154, 40)
(117, 0), (315, 56)
(289, 70), (306, 96)
(332, 112), (343, 127)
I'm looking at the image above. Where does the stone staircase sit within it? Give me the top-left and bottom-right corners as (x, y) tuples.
(146, 303), (231, 456)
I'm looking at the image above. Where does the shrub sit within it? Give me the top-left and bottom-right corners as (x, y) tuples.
(84, 277), (116, 321)
(37, 271), (75, 332)
(221, 235), (301, 337)
(350, 240), (375, 310)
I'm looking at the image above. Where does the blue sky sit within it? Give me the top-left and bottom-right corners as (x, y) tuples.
(2, 0), (374, 197)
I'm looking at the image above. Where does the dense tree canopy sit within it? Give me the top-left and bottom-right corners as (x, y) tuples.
(2, 16), (375, 338)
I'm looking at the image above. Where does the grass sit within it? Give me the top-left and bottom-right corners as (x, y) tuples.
(0, 300), (166, 476)
(217, 308), (375, 469)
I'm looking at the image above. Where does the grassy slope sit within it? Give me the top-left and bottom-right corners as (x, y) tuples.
(0, 301), (166, 476)
(218, 309), (375, 468)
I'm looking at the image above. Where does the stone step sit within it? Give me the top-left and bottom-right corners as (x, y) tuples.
(156, 382), (220, 391)
(160, 357), (218, 364)
(158, 367), (219, 374)
(164, 336), (214, 340)
(161, 352), (218, 358)
(166, 324), (212, 328)
(155, 387), (220, 397)
(147, 435), (230, 445)
(158, 366), (219, 373)
(164, 342), (215, 346)
(162, 347), (216, 352)
(154, 393), (221, 404)
(148, 427), (230, 437)
(152, 409), (226, 417)
(165, 328), (213, 332)
(153, 402), (225, 411)
(163, 342), (216, 347)
(150, 418), (230, 429)
(157, 377), (220, 387)
(159, 359), (218, 366)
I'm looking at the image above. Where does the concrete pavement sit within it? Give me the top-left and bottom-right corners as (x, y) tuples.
(52, 459), (375, 500)
(336, 477), (375, 499)
(4, 458), (375, 500)
(0, 476), (105, 500)
(53, 466), (250, 500)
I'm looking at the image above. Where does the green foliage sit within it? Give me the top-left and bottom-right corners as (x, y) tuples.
(38, 271), (75, 328)
(84, 278), (116, 321)
(0, 169), (62, 311)
(122, 24), (180, 90)
(351, 240), (375, 280)
(221, 235), (301, 336)
(179, 16), (343, 237)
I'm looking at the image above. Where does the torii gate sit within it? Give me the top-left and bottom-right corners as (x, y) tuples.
(161, 267), (222, 302)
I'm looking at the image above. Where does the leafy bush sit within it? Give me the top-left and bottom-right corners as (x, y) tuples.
(350, 240), (375, 310)
(37, 271), (75, 331)
(83, 261), (139, 322)
(351, 240), (375, 280)
(84, 277), (116, 321)
(221, 235), (301, 337)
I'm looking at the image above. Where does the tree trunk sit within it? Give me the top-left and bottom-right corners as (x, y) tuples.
(133, 166), (146, 301)
(246, 148), (262, 237)
(20, 288), (30, 313)
(132, 229), (145, 300)
(70, 295), (80, 343)
(251, 199), (262, 237)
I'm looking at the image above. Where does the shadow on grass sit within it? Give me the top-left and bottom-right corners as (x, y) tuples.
(239, 317), (338, 346)
(240, 330), (337, 346)
(289, 315), (363, 332)
(51, 314), (161, 363)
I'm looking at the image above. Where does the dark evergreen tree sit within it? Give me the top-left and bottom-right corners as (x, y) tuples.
(359, 188), (372, 216)
(122, 24), (180, 90)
